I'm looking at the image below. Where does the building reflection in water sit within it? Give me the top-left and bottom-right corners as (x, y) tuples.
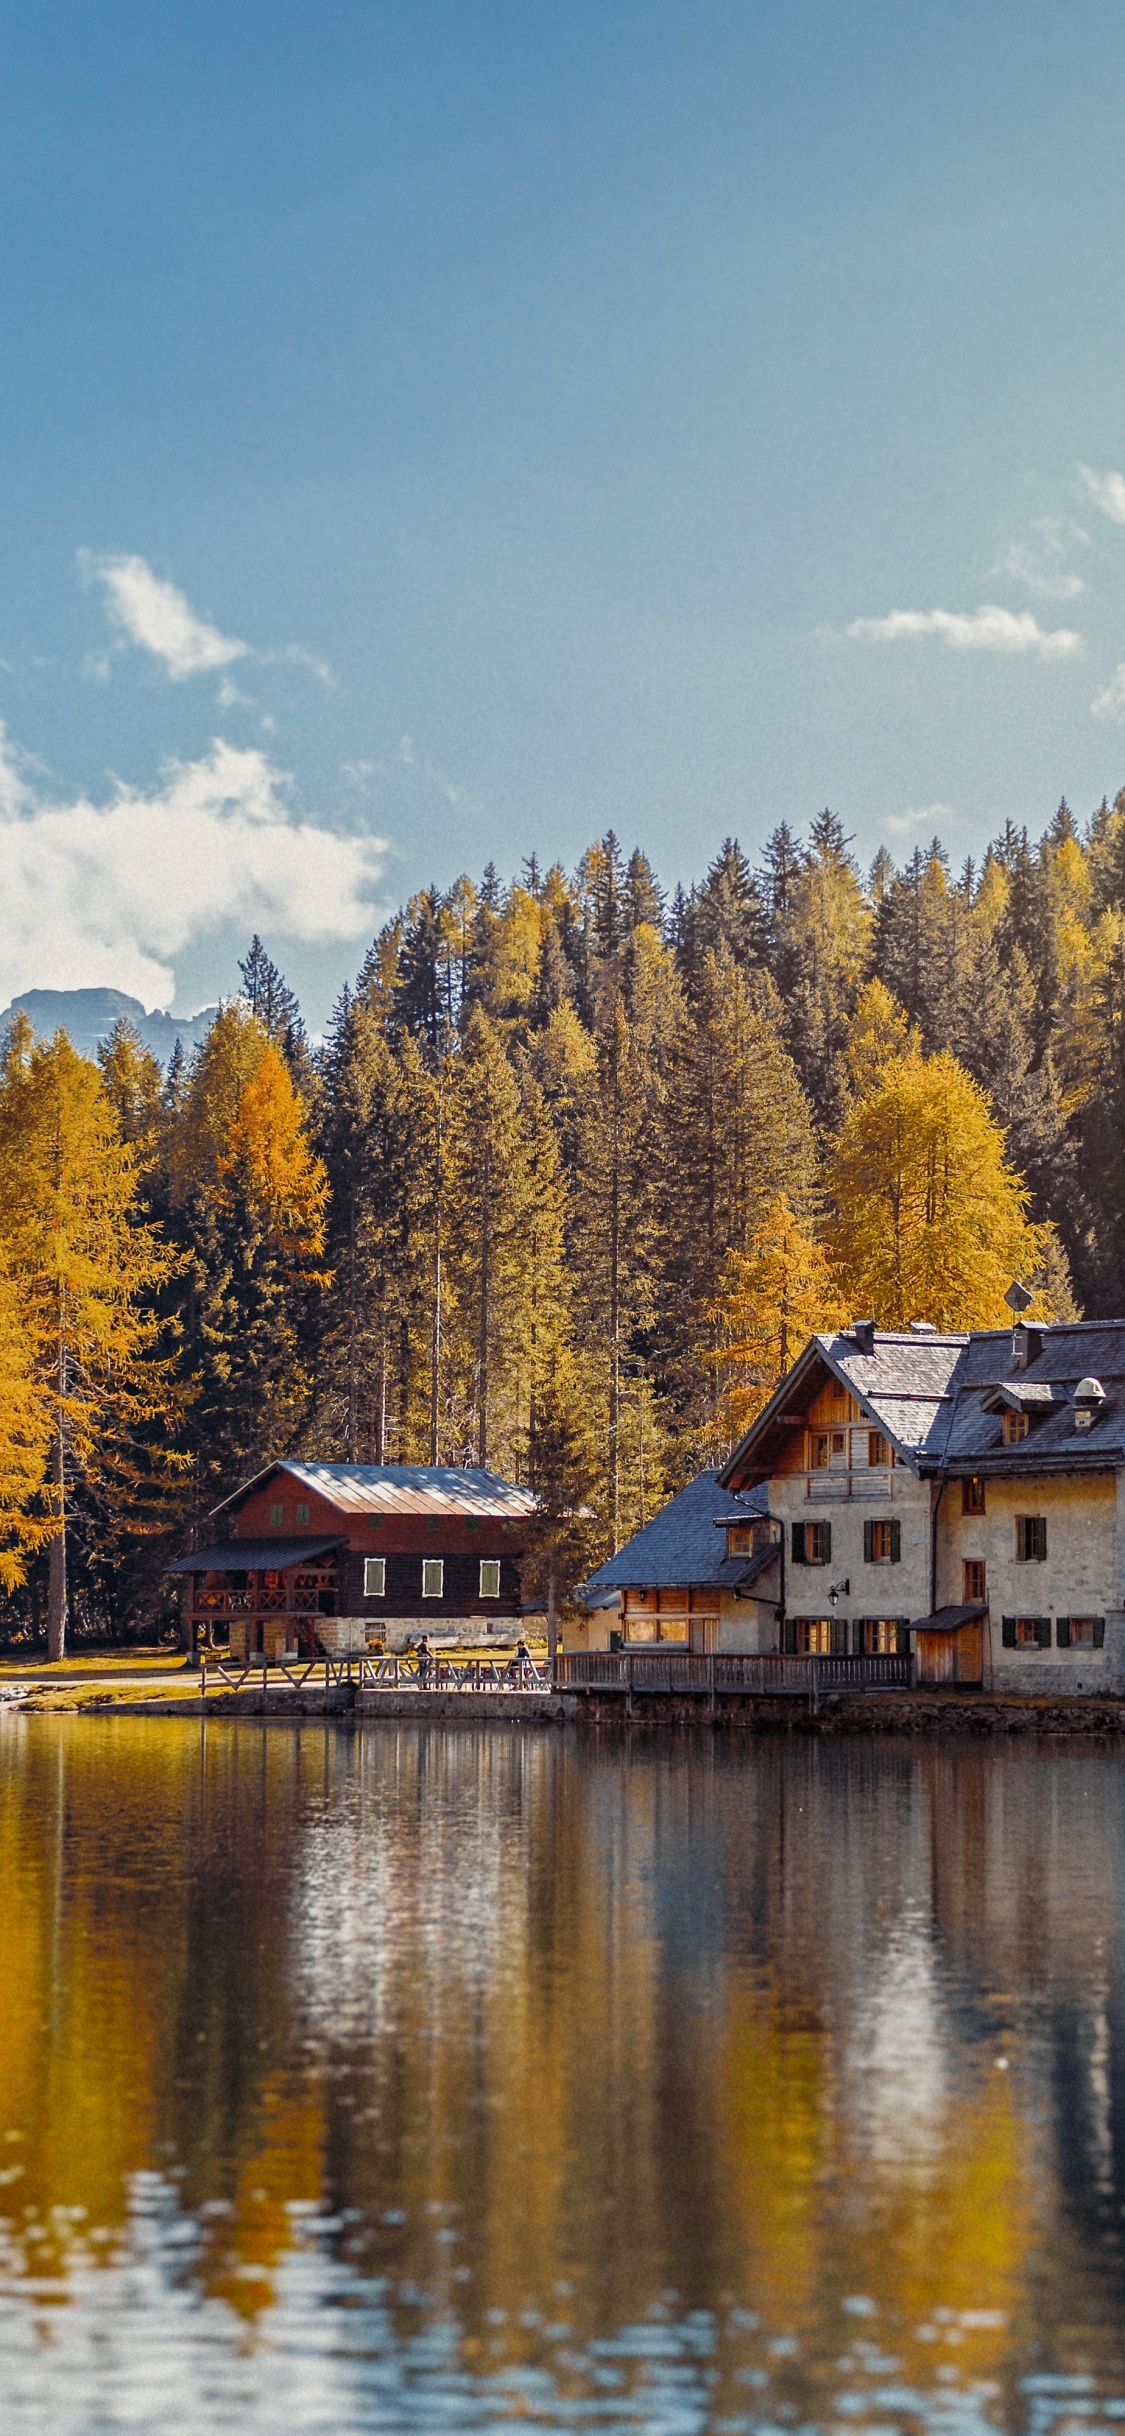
(0, 1715), (1122, 2430)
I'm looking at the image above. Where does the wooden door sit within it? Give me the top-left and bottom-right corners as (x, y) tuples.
(954, 1624), (982, 1684)
(917, 1631), (955, 1685)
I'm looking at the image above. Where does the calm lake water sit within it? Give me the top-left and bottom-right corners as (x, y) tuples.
(0, 1716), (1122, 2434)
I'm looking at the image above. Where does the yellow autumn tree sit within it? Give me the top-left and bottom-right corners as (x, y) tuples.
(0, 1246), (54, 1587)
(826, 1047), (1048, 1331)
(0, 1023), (186, 1656)
(708, 1194), (843, 1445)
(222, 1041), (328, 1262)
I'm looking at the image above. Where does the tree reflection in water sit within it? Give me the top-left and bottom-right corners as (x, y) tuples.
(0, 1714), (1120, 2432)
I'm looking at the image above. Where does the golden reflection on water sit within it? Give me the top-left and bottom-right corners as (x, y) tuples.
(0, 1714), (1120, 2431)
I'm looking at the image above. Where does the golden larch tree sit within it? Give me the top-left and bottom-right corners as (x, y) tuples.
(709, 1194), (843, 1446)
(826, 1047), (1047, 1331)
(0, 1024), (185, 1658)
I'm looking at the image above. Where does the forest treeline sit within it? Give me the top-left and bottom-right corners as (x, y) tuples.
(3, 794), (1125, 1646)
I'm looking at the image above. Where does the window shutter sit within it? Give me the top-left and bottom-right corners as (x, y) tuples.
(782, 1616), (797, 1654)
(896, 1622), (910, 1657)
(1037, 1616), (1051, 1649)
(823, 1522), (832, 1563)
(863, 1520), (874, 1562)
(831, 1617), (848, 1656)
(1056, 1615), (1071, 1648)
(1035, 1517), (1048, 1560)
(890, 1519), (902, 1563)
(1002, 1616), (1016, 1648)
(852, 1619), (864, 1656)
(791, 1523), (806, 1564)
(1094, 1616), (1106, 1649)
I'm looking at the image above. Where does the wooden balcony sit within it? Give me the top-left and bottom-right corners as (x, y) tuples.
(802, 1469), (897, 1501)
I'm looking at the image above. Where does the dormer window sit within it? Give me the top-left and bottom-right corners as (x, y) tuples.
(728, 1527), (752, 1556)
(1003, 1410), (1029, 1446)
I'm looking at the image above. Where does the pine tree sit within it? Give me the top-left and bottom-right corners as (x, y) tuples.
(658, 952), (819, 1461)
(97, 1020), (164, 1144)
(691, 838), (766, 972)
(443, 1012), (538, 1470)
(170, 1018), (328, 1511)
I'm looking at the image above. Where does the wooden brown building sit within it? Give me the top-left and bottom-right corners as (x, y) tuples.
(165, 1462), (537, 1660)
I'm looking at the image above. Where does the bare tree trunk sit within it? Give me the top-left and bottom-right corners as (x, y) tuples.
(347, 1199), (358, 1462)
(547, 1545), (557, 1683)
(477, 1153), (491, 1470)
(47, 1431), (66, 1663)
(429, 1240), (441, 1465)
(609, 1079), (620, 1550)
(430, 1097), (443, 1465)
(375, 1294), (387, 1466)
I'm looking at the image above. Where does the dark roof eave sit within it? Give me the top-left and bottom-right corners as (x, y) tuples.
(919, 1452), (1119, 1478)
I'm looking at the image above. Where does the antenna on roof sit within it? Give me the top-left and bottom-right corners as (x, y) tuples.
(1005, 1280), (1034, 1314)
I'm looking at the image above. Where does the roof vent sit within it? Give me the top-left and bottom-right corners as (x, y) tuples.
(1073, 1376), (1107, 1434)
(909, 1319), (936, 1335)
(850, 1319), (876, 1356)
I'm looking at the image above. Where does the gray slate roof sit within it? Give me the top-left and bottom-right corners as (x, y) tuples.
(723, 1318), (1125, 1487)
(580, 1471), (772, 1596)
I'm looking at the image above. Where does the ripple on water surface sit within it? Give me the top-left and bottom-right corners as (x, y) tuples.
(0, 1715), (1121, 2433)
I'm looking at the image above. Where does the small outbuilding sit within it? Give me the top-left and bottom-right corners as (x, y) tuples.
(569, 1470), (780, 1655)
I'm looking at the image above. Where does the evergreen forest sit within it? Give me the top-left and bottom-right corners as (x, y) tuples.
(3, 792), (1124, 1645)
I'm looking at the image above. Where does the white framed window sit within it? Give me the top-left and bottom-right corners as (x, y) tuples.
(479, 1558), (501, 1598)
(422, 1558), (444, 1599)
(364, 1557), (386, 1597)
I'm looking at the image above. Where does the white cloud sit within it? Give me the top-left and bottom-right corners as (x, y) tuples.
(885, 801), (959, 836)
(82, 552), (248, 679)
(79, 553), (335, 688)
(0, 727), (387, 1009)
(1077, 463), (1125, 524)
(1091, 663), (1125, 719)
(845, 604), (1081, 658)
(993, 519), (1086, 601)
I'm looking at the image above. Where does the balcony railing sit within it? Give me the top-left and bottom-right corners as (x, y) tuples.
(803, 1469), (896, 1501)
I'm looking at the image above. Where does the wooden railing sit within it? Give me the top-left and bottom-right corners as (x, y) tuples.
(197, 1650), (912, 1704)
(555, 1651), (913, 1697)
(200, 1652), (553, 1697)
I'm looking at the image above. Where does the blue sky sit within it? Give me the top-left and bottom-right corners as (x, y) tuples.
(3, 1), (1125, 1024)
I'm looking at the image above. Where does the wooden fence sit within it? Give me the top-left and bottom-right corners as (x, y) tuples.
(555, 1651), (913, 1699)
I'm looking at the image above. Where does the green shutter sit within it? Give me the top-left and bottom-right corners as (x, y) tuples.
(782, 1615), (797, 1654)
(792, 1522), (806, 1564)
(1035, 1517), (1048, 1560)
(1037, 1616), (1051, 1649)
(1002, 1616), (1016, 1648)
(823, 1521), (832, 1564)
(1056, 1616), (1071, 1648)
(896, 1621), (911, 1657)
(852, 1619), (864, 1656)
(890, 1519), (902, 1563)
(1094, 1616), (1106, 1649)
(863, 1520), (874, 1562)
(831, 1618), (848, 1656)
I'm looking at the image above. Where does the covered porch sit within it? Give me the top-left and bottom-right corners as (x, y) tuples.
(165, 1536), (353, 1662)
